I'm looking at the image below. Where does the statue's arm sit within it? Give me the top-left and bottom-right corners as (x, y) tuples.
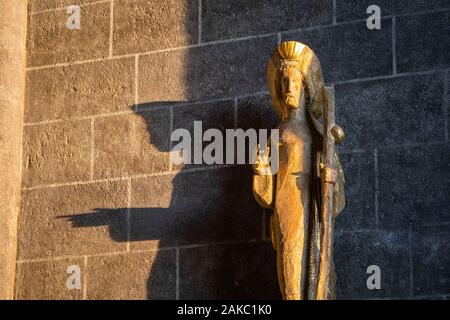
(318, 150), (346, 217)
(252, 143), (275, 208)
(253, 173), (275, 209)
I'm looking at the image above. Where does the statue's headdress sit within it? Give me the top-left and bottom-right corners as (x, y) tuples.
(267, 41), (325, 121)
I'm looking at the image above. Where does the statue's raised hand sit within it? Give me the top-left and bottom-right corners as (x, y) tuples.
(253, 143), (271, 175)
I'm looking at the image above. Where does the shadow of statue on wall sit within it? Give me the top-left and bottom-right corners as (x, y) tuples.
(59, 102), (281, 299)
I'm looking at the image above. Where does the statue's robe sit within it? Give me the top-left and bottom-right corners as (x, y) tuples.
(253, 107), (345, 300)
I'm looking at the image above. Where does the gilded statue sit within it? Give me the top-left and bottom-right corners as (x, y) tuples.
(252, 41), (346, 300)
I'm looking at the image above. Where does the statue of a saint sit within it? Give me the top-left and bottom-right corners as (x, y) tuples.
(252, 41), (346, 300)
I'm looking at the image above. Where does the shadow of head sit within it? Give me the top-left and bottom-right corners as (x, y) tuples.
(131, 101), (239, 170)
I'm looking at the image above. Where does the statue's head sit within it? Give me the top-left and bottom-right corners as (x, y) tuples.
(267, 41), (325, 121)
(279, 59), (303, 110)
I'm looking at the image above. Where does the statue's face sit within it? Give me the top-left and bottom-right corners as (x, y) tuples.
(280, 66), (302, 109)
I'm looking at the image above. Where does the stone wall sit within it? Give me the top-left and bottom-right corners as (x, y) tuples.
(15, 0), (449, 299)
(0, 0), (27, 300)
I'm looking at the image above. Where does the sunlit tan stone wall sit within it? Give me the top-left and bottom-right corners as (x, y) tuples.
(0, 0), (27, 300)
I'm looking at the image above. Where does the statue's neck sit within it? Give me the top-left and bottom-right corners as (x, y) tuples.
(283, 103), (307, 125)
(286, 108), (301, 121)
